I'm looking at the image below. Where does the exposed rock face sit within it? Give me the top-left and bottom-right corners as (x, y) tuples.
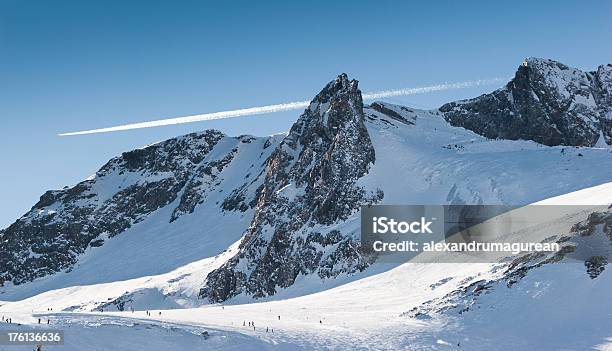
(572, 207), (612, 278)
(592, 64), (612, 145)
(440, 58), (612, 146)
(0, 130), (278, 286)
(200, 74), (381, 302)
(369, 102), (415, 125)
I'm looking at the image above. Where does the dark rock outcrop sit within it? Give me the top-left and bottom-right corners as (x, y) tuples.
(440, 58), (612, 146)
(200, 74), (381, 302)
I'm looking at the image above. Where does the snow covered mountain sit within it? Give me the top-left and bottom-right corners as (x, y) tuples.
(0, 130), (284, 289)
(440, 58), (612, 146)
(201, 74), (381, 302)
(2, 58), (612, 300)
(1, 57), (612, 350)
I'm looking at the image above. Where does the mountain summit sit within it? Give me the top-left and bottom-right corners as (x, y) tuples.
(201, 74), (380, 302)
(440, 57), (612, 146)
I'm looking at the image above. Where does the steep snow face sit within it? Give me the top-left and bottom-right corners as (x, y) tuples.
(201, 74), (382, 302)
(440, 58), (610, 146)
(0, 130), (283, 290)
(361, 102), (612, 206)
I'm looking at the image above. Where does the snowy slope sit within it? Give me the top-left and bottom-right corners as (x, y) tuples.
(1, 183), (609, 351)
(362, 103), (611, 206)
(0, 133), (285, 303)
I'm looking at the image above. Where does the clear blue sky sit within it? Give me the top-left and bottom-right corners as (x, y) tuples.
(1, 0), (611, 228)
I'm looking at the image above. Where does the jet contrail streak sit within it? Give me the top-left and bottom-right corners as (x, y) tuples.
(361, 77), (508, 100)
(58, 77), (508, 136)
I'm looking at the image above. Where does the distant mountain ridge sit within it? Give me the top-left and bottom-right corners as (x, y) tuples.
(0, 131), (282, 286)
(440, 58), (612, 146)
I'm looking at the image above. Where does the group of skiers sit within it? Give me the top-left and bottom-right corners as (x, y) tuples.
(2, 315), (51, 325)
(243, 320), (274, 333)
(238, 313), (326, 334)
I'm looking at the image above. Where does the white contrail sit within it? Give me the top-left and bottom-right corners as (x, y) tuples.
(362, 77), (508, 100)
(58, 77), (508, 136)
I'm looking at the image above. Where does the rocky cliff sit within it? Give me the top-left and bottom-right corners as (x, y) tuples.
(200, 74), (382, 302)
(440, 58), (612, 146)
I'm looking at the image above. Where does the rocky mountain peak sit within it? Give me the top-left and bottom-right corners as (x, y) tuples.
(523, 56), (569, 69)
(0, 128), (279, 286)
(514, 57), (592, 100)
(441, 57), (609, 146)
(276, 73), (371, 191)
(200, 74), (380, 302)
(281, 73), (364, 149)
(307, 73), (360, 111)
